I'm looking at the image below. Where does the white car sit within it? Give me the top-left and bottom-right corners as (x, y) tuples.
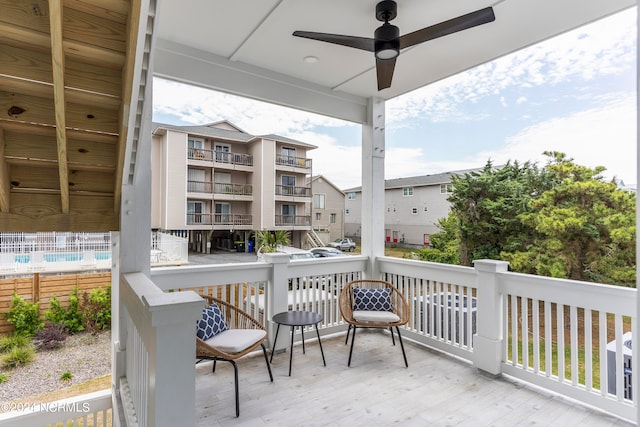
(256, 246), (315, 262)
(327, 238), (356, 251)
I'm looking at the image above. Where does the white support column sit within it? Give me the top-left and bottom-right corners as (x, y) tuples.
(265, 253), (291, 352)
(361, 97), (386, 279)
(145, 291), (203, 427)
(473, 259), (509, 376)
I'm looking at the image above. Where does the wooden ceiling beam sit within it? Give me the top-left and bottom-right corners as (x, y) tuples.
(64, 0), (130, 22)
(0, 128), (9, 212)
(49, 0), (70, 214)
(0, 21), (125, 69)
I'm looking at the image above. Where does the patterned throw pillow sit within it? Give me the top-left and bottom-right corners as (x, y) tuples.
(196, 301), (228, 340)
(353, 288), (392, 311)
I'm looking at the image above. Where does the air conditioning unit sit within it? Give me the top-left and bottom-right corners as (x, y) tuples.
(607, 331), (632, 399)
(414, 293), (477, 346)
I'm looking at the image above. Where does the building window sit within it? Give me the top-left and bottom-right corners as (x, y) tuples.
(424, 234), (431, 246)
(315, 212), (321, 221)
(281, 175), (295, 195)
(347, 192), (356, 200)
(330, 213), (336, 223)
(424, 206), (428, 212)
(440, 183), (454, 194)
(188, 138), (205, 160)
(411, 207), (418, 215)
(345, 209), (350, 215)
(403, 187), (414, 197)
(214, 144), (230, 162)
(215, 203), (231, 223)
(187, 201), (203, 224)
(281, 204), (296, 224)
(281, 147), (296, 164)
(313, 193), (326, 209)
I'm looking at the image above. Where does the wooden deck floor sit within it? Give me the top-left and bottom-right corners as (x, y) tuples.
(195, 330), (634, 426)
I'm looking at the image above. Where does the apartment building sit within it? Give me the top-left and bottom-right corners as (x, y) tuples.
(310, 175), (345, 245)
(343, 168), (478, 248)
(151, 121), (316, 253)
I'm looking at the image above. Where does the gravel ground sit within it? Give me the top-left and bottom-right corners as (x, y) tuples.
(0, 331), (111, 403)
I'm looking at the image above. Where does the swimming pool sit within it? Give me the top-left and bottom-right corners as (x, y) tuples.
(13, 252), (112, 263)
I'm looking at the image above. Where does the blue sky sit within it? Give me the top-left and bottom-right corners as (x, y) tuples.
(153, 8), (636, 190)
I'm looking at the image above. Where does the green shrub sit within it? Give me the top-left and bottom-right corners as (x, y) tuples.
(0, 372), (10, 383)
(1, 344), (35, 368)
(3, 294), (43, 337)
(80, 286), (111, 334)
(45, 288), (84, 334)
(0, 335), (30, 353)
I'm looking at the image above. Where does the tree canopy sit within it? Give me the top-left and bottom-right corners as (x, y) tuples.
(416, 152), (636, 287)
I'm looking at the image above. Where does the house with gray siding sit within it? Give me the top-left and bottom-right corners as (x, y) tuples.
(344, 168), (479, 248)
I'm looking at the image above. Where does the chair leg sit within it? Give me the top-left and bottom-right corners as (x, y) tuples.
(347, 326), (357, 367)
(389, 326), (396, 346)
(345, 324), (352, 344)
(395, 326), (408, 368)
(212, 360), (217, 373)
(229, 360), (240, 417)
(261, 343), (274, 382)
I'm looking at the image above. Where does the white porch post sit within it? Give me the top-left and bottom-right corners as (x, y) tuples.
(266, 253), (290, 352)
(473, 259), (509, 376)
(361, 97), (386, 278)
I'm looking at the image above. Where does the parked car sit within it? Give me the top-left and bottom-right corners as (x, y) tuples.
(310, 247), (348, 258)
(327, 238), (356, 251)
(257, 245), (315, 262)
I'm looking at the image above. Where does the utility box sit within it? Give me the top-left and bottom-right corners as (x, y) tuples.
(414, 293), (477, 346)
(607, 331), (632, 399)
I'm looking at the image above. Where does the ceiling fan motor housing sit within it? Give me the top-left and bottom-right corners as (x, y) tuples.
(374, 24), (400, 59)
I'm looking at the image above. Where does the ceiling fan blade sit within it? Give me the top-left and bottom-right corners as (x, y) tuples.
(399, 7), (495, 49)
(376, 57), (396, 90)
(293, 31), (375, 52)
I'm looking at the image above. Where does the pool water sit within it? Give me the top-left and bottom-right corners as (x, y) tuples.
(13, 252), (112, 263)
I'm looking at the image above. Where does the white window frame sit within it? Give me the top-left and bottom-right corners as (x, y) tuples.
(313, 193), (326, 209)
(440, 183), (454, 194)
(411, 207), (418, 215)
(403, 187), (414, 197)
(347, 192), (356, 200)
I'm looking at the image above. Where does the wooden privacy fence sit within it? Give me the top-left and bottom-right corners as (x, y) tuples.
(0, 272), (111, 334)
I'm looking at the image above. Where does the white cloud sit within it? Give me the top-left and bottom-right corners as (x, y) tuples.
(432, 93), (637, 185)
(386, 8), (636, 127)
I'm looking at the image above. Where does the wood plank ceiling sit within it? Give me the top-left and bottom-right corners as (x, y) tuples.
(0, 0), (138, 232)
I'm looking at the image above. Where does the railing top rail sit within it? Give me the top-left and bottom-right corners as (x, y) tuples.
(377, 256), (477, 287)
(151, 262), (271, 291)
(499, 270), (636, 314)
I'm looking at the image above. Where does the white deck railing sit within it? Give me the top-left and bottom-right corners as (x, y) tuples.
(4, 255), (634, 426)
(0, 389), (112, 426)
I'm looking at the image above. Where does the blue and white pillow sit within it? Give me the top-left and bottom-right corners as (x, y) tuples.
(353, 288), (392, 311)
(196, 301), (228, 340)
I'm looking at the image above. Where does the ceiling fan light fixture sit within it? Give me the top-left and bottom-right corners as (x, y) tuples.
(374, 23), (400, 60)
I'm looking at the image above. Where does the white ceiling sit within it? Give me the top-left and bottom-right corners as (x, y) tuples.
(153, 0), (635, 123)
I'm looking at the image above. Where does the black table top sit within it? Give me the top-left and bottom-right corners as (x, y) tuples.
(272, 310), (323, 326)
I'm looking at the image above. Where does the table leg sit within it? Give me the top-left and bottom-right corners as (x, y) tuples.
(289, 325), (295, 376)
(315, 323), (326, 367)
(270, 323), (281, 363)
(301, 326), (306, 354)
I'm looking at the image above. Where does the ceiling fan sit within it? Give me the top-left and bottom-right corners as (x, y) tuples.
(293, 1), (496, 91)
